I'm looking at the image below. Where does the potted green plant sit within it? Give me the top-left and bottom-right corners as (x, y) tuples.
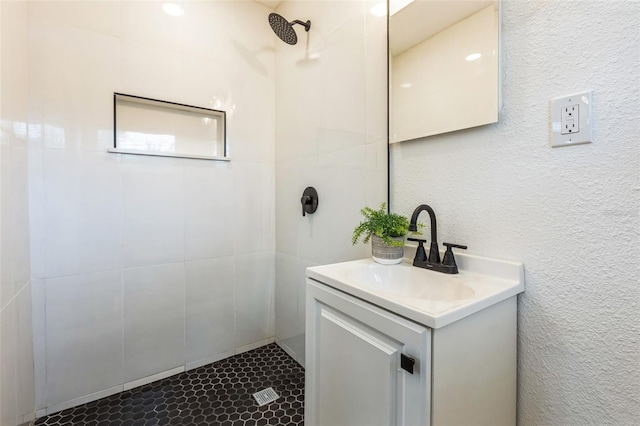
(352, 203), (411, 265)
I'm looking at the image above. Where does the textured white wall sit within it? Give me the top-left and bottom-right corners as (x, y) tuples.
(391, 1), (639, 424)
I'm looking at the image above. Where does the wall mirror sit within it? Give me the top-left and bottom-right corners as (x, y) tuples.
(389, 0), (501, 143)
(110, 93), (228, 160)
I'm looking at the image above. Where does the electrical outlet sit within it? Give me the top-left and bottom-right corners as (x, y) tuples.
(561, 104), (579, 134)
(550, 91), (593, 147)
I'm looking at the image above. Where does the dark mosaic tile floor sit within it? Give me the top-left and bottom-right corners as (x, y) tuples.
(35, 344), (305, 426)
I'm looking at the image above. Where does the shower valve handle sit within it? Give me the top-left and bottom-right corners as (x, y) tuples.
(301, 196), (311, 216)
(301, 187), (318, 217)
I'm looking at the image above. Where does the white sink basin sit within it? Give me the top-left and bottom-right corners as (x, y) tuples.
(307, 255), (524, 328)
(347, 263), (475, 301)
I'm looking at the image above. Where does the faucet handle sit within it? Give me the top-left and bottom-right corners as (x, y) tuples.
(407, 237), (426, 242)
(442, 243), (467, 273)
(407, 237), (427, 261)
(443, 242), (467, 251)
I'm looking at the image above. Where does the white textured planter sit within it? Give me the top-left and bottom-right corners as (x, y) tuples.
(371, 235), (404, 265)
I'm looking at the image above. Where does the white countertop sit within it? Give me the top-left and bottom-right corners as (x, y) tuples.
(306, 253), (524, 328)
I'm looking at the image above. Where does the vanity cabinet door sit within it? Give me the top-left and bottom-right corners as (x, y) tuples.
(306, 280), (431, 426)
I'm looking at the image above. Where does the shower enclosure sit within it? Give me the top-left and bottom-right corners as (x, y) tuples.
(0, 0), (387, 421)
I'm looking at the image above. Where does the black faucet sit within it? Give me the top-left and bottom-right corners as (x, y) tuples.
(407, 204), (467, 274)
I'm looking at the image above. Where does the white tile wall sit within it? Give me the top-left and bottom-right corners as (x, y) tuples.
(275, 254), (317, 366)
(233, 163), (276, 255)
(297, 259), (318, 342)
(183, 161), (235, 261)
(28, 0), (121, 37)
(122, 155), (184, 268)
(273, 0), (388, 363)
(123, 263), (185, 383)
(9, 146), (31, 289)
(1, 145), (16, 304)
(185, 257), (235, 364)
(180, 4), (231, 62)
(1, 302), (19, 426)
(120, 1), (186, 53)
(17, 284), (35, 420)
(275, 160), (303, 256)
(323, 168), (369, 264)
(26, 0), (277, 413)
(120, 39), (182, 102)
(274, 63), (325, 163)
(0, 146), (31, 310)
(38, 19), (120, 153)
(275, 253), (299, 343)
(1, 0), (28, 142)
(296, 202), (328, 264)
(181, 54), (231, 113)
(27, 147), (45, 279)
(45, 271), (123, 405)
(1, 1), (35, 424)
(43, 150), (123, 277)
(31, 279), (46, 411)
(235, 252), (275, 348)
(323, 28), (367, 152)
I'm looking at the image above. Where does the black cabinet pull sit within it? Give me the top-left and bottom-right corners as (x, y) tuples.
(401, 354), (416, 374)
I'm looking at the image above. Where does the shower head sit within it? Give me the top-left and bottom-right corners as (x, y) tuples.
(268, 12), (311, 45)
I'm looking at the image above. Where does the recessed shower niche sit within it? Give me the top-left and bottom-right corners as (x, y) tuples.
(110, 93), (228, 160)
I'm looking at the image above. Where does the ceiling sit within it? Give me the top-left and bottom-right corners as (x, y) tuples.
(253, 0), (494, 56)
(254, 0), (282, 9)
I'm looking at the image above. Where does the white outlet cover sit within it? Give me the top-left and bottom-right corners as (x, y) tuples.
(550, 91), (593, 147)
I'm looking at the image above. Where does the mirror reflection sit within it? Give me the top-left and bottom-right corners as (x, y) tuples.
(389, 0), (501, 143)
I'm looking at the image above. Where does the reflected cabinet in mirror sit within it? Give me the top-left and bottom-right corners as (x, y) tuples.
(389, 0), (501, 143)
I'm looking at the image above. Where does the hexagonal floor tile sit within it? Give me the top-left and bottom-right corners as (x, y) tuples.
(35, 344), (304, 425)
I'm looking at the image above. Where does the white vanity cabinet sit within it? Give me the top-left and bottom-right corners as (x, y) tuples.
(305, 256), (523, 426)
(305, 281), (431, 426)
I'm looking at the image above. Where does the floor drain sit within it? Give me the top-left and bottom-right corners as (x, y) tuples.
(253, 387), (279, 406)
